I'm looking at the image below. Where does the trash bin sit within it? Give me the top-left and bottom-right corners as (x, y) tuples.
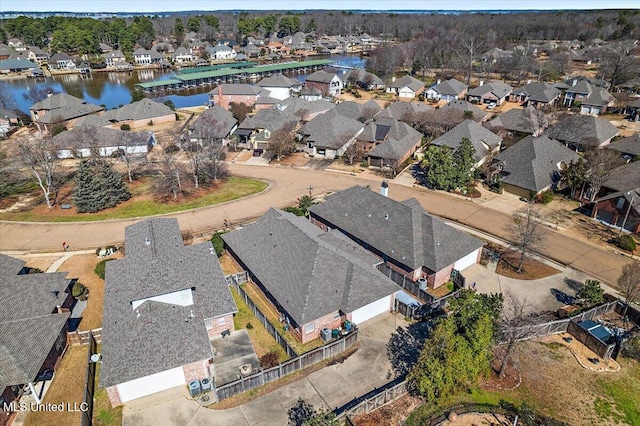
(331, 329), (341, 339)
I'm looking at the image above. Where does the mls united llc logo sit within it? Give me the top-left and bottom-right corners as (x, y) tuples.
(2, 401), (89, 412)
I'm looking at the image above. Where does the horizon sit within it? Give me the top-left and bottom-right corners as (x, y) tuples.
(1, 0), (639, 14)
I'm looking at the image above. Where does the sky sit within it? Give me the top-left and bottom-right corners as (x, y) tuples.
(1, 0), (639, 13)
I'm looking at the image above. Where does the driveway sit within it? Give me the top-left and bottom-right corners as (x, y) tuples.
(122, 312), (403, 426)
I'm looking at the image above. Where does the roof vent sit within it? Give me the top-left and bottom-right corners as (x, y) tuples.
(384, 214), (389, 220)
(209, 247), (215, 255)
(145, 238), (151, 246)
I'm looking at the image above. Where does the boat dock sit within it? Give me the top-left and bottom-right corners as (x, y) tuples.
(135, 59), (334, 92)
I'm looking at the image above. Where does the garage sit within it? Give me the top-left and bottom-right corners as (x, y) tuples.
(351, 294), (393, 324)
(115, 366), (186, 403)
(454, 248), (481, 272)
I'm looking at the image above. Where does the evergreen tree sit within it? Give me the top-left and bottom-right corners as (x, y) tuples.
(73, 159), (130, 213)
(421, 145), (456, 191)
(452, 137), (476, 190)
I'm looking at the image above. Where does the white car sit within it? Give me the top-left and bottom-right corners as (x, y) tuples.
(487, 102), (497, 110)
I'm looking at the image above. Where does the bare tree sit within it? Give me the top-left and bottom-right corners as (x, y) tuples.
(17, 135), (61, 208)
(116, 132), (146, 183)
(496, 291), (534, 378)
(268, 122), (297, 161)
(507, 204), (544, 273)
(583, 149), (626, 201)
(455, 31), (487, 85)
(155, 150), (183, 199)
(0, 84), (16, 110)
(618, 262), (640, 318)
(343, 141), (365, 166)
(523, 107), (549, 137)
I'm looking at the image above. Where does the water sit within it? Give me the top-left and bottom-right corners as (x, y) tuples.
(1, 55), (366, 114)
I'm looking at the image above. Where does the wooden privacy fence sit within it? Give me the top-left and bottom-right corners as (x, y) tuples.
(215, 330), (359, 401)
(80, 333), (98, 426)
(227, 273), (298, 358)
(334, 379), (408, 424)
(68, 328), (102, 346)
(567, 320), (615, 359)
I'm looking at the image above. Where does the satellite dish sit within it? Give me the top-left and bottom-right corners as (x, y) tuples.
(90, 354), (102, 363)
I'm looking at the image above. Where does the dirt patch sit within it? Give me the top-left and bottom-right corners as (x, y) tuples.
(484, 351), (522, 390)
(541, 333), (620, 373)
(219, 253), (242, 275)
(437, 412), (509, 426)
(271, 152), (311, 167)
(486, 243), (561, 280)
(58, 253), (123, 330)
(354, 394), (421, 426)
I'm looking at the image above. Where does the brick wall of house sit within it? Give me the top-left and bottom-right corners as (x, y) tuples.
(0, 386), (18, 426)
(427, 264), (454, 289)
(304, 81), (329, 97)
(182, 359), (209, 383)
(206, 313), (235, 339)
(106, 386), (122, 407)
(299, 309), (347, 344)
(210, 94), (258, 109)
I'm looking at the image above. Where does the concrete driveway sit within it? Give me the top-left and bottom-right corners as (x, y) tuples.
(122, 312), (403, 426)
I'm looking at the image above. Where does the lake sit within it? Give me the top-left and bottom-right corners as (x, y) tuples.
(1, 55), (367, 114)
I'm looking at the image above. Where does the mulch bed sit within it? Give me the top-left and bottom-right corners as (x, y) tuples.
(482, 355), (521, 390)
(486, 243), (560, 280)
(354, 394), (422, 426)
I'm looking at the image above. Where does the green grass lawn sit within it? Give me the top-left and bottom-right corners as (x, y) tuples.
(230, 288), (289, 363)
(0, 177), (267, 222)
(596, 359), (640, 425)
(93, 347), (123, 426)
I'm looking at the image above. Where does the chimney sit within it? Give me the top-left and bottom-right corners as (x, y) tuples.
(380, 180), (389, 197)
(527, 79), (531, 85)
(56, 305), (62, 313)
(47, 90), (53, 97)
(479, 80), (484, 86)
(572, 79), (577, 86)
(437, 79), (441, 85)
(391, 76), (396, 83)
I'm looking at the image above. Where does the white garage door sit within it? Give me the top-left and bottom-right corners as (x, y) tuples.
(454, 248), (481, 272)
(351, 295), (392, 324)
(116, 367), (186, 403)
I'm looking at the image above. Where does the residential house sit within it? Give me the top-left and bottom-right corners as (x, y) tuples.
(305, 70), (343, 97)
(26, 47), (48, 64)
(0, 109), (20, 138)
(133, 48), (164, 66)
(52, 125), (156, 158)
(100, 218), (238, 406)
(358, 117), (424, 170)
(333, 100), (382, 122)
(544, 114), (619, 151)
(377, 101), (432, 123)
(7, 39), (26, 52)
(99, 98), (175, 129)
(442, 99), (489, 122)
(309, 185), (485, 289)
(340, 69), (385, 91)
(590, 162), (640, 234)
(486, 106), (549, 137)
(222, 209), (400, 344)
(563, 80), (615, 116)
(102, 50), (129, 70)
(49, 52), (76, 71)
(209, 84), (263, 109)
(430, 119), (503, 167)
(481, 47), (513, 63)
(276, 97), (335, 122)
(0, 58), (39, 74)
(30, 93), (104, 133)
(99, 43), (113, 53)
(172, 47), (194, 63)
(0, 253), (73, 425)
(492, 135), (580, 198)
(625, 98), (640, 122)
(298, 109), (364, 158)
(466, 81), (513, 106)
(207, 43), (237, 61)
(187, 105), (238, 146)
(386, 75), (425, 99)
(235, 108), (298, 150)
(607, 133), (640, 161)
(510, 82), (562, 109)
(254, 95), (281, 111)
(425, 78), (468, 102)
(256, 74), (302, 100)
(0, 45), (12, 60)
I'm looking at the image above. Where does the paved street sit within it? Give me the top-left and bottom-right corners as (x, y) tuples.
(0, 163), (634, 285)
(122, 313), (401, 426)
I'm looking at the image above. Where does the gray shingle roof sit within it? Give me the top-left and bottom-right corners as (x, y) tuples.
(309, 186), (484, 272)
(0, 58), (39, 70)
(432, 78), (468, 96)
(0, 253), (71, 390)
(277, 97), (335, 116)
(487, 106), (548, 134)
(102, 99), (174, 122)
(340, 69), (384, 87)
(189, 105), (237, 139)
(31, 93), (104, 124)
(494, 135), (580, 192)
(431, 119), (502, 162)
(544, 115), (619, 147)
(595, 162), (640, 213)
(566, 81), (615, 107)
(607, 133), (640, 156)
(298, 109), (363, 149)
(52, 126), (153, 150)
(306, 70), (338, 84)
(512, 82), (561, 103)
(222, 209), (399, 326)
(378, 101), (432, 122)
(238, 108), (298, 132)
(333, 100), (381, 121)
(210, 84), (262, 96)
(467, 81), (513, 99)
(388, 75), (424, 92)
(100, 218), (237, 388)
(256, 74), (301, 88)
(442, 100), (487, 122)
(361, 118), (423, 161)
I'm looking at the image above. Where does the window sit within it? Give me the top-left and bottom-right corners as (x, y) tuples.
(333, 312), (340, 319)
(317, 148), (326, 156)
(264, 130), (271, 139)
(218, 317), (226, 326)
(304, 323), (314, 334)
(205, 319), (213, 329)
(616, 197), (625, 210)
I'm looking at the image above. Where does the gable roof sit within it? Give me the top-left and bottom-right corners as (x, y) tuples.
(0, 58), (39, 70)
(210, 83), (262, 96)
(238, 108), (298, 132)
(50, 52), (73, 62)
(595, 162), (640, 214)
(256, 74), (301, 88)
(442, 99), (488, 121)
(222, 209), (399, 326)
(277, 97), (335, 116)
(363, 117), (423, 161)
(340, 69), (384, 86)
(306, 70), (338, 84)
(431, 78), (468, 96)
(298, 109), (364, 149)
(512, 81), (561, 103)
(467, 81), (513, 99)
(607, 133), (640, 156)
(544, 115), (619, 147)
(53, 126), (153, 149)
(100, 219), (237, 388)
(431, 119), (502, 162)
(333, 100), (381, 121)
(189, 105), (237, 140)
(378, 101), (432, 122)
(30, 93), (104, 124)
(102, 99), (173, 122)
(494, 135), (580, 192)
(0, 253), (71, 391)
(309, 186), (484, 272)
(566, 80), (615, 106)
(487, 106), (548, 134)
(388, 75), (424, 92)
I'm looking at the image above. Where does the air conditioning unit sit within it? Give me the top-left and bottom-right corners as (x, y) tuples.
(417, 278), (428, 291)
(321, 328), (332, 342)
(189, 380), (201, 397)
(200, 377), (213, 392)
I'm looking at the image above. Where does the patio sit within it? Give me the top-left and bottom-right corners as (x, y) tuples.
(210, 330), (260, 387)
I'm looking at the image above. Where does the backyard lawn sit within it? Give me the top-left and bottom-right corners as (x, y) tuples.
(93, 347), (123, 426)
(0, 177), (267, 222)
(240, 282), (325, 355)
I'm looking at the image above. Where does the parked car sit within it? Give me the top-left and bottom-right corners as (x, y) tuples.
(487, 102), (497, 110)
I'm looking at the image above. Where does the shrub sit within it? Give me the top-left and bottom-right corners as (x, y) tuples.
(147, 120), (154, 126)
(537, 190), (554, 204)
(576, 279), (604, 307)
(94, 259), (113, 280)
(622, 334), (640, 361)
(120, 124), (131, 131)
(616, 235), (637, 252)
(72, 282), (89, 300)
(360, 159), (369, 167)
(245, 322), (254, 329)
(259, 350), (280, 369)
(210, 232), (225, 257)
